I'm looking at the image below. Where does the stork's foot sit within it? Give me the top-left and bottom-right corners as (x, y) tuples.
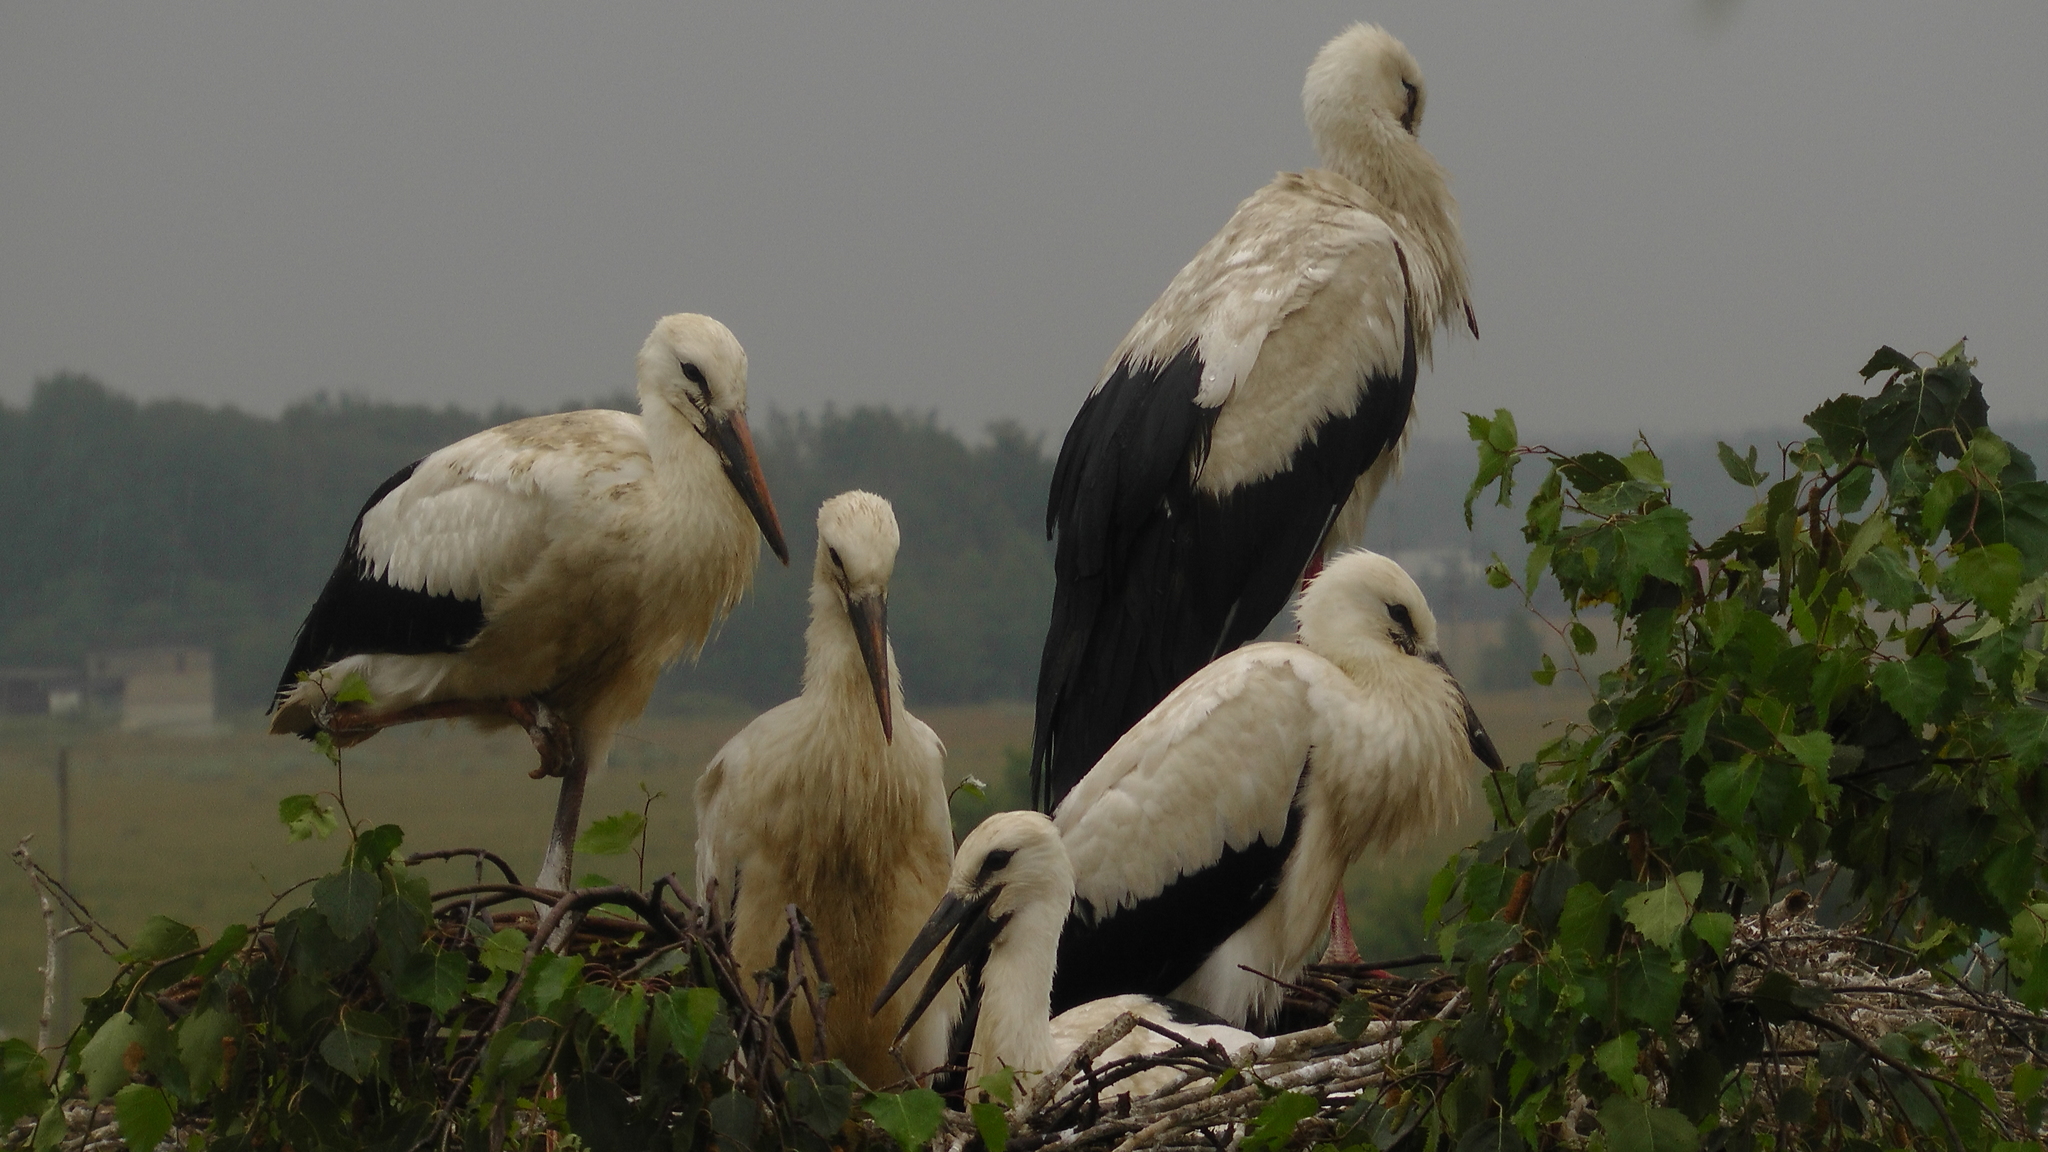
(507, 699), (577, 779)
(1319, 892), (1364, 965)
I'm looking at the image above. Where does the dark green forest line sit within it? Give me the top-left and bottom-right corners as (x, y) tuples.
(5, 373), (2041, 715)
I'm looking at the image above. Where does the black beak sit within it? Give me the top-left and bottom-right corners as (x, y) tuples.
(846, 591), (892, 743)
(704, 411), (789, 565)
(1426, 651), (1506, 773)
(870, 887), (1006, 1044)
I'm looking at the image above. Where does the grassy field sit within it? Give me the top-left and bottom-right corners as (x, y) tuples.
(0, 686), (1584, 1040)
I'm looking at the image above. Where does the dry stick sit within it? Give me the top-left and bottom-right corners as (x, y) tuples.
(14, 840), (62, 1052)
(1017, 1012), (1144, 1123)
(408, 848), (526, 887)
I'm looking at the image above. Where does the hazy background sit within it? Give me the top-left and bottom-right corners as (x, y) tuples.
(5, 1), (2045, 441)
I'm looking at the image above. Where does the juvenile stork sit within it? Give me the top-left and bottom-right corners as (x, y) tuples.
(1033, 24), (1474, 814)
(271, 314), (788, 891)
(1049, 551), (1502, 1029)
(694, 491), (955, 1085)
(874, 811), (1256, 1095)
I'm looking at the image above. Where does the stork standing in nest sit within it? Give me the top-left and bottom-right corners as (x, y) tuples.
(1031, 28), (1476, 917)
(694, 491), (955, 1085)
(270, 313), (787, 892)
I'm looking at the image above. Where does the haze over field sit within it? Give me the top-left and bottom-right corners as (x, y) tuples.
(5, 2), (2045, 441)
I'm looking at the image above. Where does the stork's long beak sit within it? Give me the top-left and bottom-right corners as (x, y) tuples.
(705, 411), (789, 565)
(847, 591), (893, 743)
(870, 887), (1005, 1043)
(1426, 651), (1506, 772)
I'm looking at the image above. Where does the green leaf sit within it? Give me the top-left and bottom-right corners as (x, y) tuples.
(1715, 441), (1768, 487)
(78, 1012), (145, 1102)
(112, 1084), (173, 1152)
(575, 811), (647, 857)
(191, 924), (248, 982)
(1595, 1033), (1644, 1099)
(121, 915), (200, 964)
(0, 1039), (52, 1130)
(650, 987), (723, 1067)
(970, 1102), (1008, 1152)
(278, 793), (337, 842)
(786, 1063), (857, 1141)
(1533, 653), (1558, 686)
(1333, 993), (1376, 1041)
(1556, 883), (1612, 959)
(863, 1088), (946, 1152)
(1691, 912), (1734, 958)
(977, 1066), (1017, 1108)
(1569, 622), (1598, 655)
(1622, 873), (1701, 950)
(1873, 652), (1950, 726)
(332, 672), (375, 705)
(319, 1008), (393, 1081)
(1616, 506), (1694, 595)
(1597, 1095), (1700, 1152)
(524, 952), (584, 1016)
(1242, 1091), (1319, 1152)
(1851, 545), (1921, 613)
(399, 948), (470, 1014)
(350, 824), (404, 871)
(477, 927), (530, 973)
(1944, 543), (2023, 617)
(596, 983), (646, 1046)
(1860, 345), (1918, 380)
(175, 1007), (233, 1095)
(1803, 395), (1866, 460)
(311, 869), (381, 941)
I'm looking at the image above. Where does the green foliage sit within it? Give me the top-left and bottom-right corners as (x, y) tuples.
(16, 810), (878, 1152)
(1413, 343), (2048, 1148)
(863, 1087), (946, 1152)
(574, 811), (647, 857)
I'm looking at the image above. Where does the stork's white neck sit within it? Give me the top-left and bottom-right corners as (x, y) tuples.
(800, 556), (899, 739)
(1314, 120), (1469, 344)
(965, 895), (1066, 1090)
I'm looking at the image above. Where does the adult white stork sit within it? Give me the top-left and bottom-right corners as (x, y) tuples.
(1048, 550), (1501, 1030)
(1032, 24), (1474, 814)
(693, 491), (955, 1085)
(874, 811), (1257, 1095)
(270, 313), (788, 892)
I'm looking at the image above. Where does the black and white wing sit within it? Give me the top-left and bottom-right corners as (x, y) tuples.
(1031, 170), (1418, 811)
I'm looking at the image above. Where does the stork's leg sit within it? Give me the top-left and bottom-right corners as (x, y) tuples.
(1319, 892), (1364, 965)
(527, 714), (586, 894)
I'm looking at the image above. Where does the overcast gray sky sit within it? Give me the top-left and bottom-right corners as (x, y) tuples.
(4, 1), (2043, 443)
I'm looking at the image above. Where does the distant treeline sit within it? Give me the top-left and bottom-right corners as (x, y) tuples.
(4, 373), (2041, 715)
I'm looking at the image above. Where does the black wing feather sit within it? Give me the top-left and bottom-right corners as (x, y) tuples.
(271, 459), (488, 720)
(1031, 305), (1417, 812)
(1051, 789), (1306, 1017)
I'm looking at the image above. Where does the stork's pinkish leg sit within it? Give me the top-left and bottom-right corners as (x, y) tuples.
(1319, 892), (1364, 965)
(529, 712), (587, 897)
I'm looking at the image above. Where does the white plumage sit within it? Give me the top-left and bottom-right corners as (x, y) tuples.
(1050, 550), (1499, 1029)
(1033, 23), (1476, 817)
(874, 812), (1257, 1095)
(271, 313), (788, 892)
(694, 491), (956, 1085)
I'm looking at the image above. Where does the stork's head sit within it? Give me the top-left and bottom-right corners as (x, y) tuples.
(870, 812), (1072, 1036)
(816, 491), (901, 741)
(1303, 24), (1426, 159)
(1297, 550), (1506, 772)
(637, 314), (789, 564)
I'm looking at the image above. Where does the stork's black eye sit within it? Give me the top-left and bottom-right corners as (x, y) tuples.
(978, 849), (1014, 881)
(828, 546), (845, 571)
(1387, 602), (1415, 632)
(1399, 80), (1420, 134)
(680, 361), (708, 387)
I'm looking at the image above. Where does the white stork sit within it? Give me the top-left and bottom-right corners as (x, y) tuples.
(270, 313), (788, 892)
(693, 491), (955, 1085)
(1032, 24), (1474, 814)
(874, 810), (1257, 1095)
(1048, 550), (1501, 1030)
